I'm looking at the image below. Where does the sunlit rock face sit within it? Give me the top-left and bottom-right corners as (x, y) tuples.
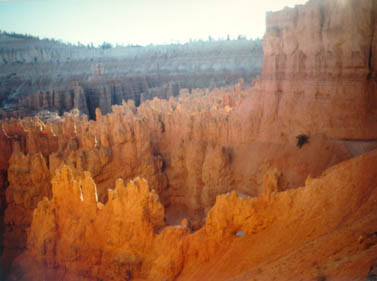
(255, 0), (377, 140)
(7, 149), (377, 281)
(0, 0), (377, 280)
(177, 149), (377, 281)
(0, 84), (355, 278)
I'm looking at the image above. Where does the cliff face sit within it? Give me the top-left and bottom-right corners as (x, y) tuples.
(0, 37), (263, 118)
(256, 0), (377, 139)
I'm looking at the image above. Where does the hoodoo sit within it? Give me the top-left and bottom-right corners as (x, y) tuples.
(0, 0), (377, 280)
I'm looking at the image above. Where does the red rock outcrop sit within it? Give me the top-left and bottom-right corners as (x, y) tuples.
(1, 0), (377, 280)
(3, 150), (51, 267)
(178, 149), (377, 281)
(0, 117), (60, 274)
(254, 0), (377, 140)
(12, 167), (166, 281)
(8, 148), (377, 281)
(1, 80), (372, 274)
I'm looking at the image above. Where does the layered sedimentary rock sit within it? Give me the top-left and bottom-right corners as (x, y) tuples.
(1, 0), (377, 280)
(254, 0), (377, 139)
(1, 82), (371, 276)
(0, 36), (263, 118)
(8, 148), (377, 281)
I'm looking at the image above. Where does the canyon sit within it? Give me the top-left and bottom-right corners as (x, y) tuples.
(0, 0), (377, 280)
(0, 35), (263, 119)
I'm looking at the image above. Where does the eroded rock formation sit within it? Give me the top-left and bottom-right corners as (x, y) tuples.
(178, 149), (377, 281)
(1, 82), (374, 278)
(0, 36), (263, 119)
(1, 83), (358, 275)
(7, 148), (377, 281)
(0, 0), (377, 280)
(254, 0), (377, 139)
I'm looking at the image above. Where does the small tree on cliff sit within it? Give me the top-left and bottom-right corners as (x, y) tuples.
(296, 134), (309, 149)
(100, 41), (112, 50)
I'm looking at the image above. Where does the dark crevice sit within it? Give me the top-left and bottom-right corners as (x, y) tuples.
(319, 0), (325, 35)
(367, 0), (377, 80)
(84, 88), (99, 120)
(329, 138), (377, 142)
(368, 38), (374, 73)
(367, 52), (373, 81)
(0, 169), (9, 280)
(368, 37), (374, 79)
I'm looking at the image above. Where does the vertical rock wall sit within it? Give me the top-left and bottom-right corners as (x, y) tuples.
(256, 0), (377, 139)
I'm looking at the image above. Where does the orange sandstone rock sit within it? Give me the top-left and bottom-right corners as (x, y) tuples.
(2, 0), (377, 278)
(177, 149), (377, 281)
(256, 0), (377, 140)
(8, 149), (377, 281)
(0, 82), (368, 271)
(9, 166), (172, 280)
